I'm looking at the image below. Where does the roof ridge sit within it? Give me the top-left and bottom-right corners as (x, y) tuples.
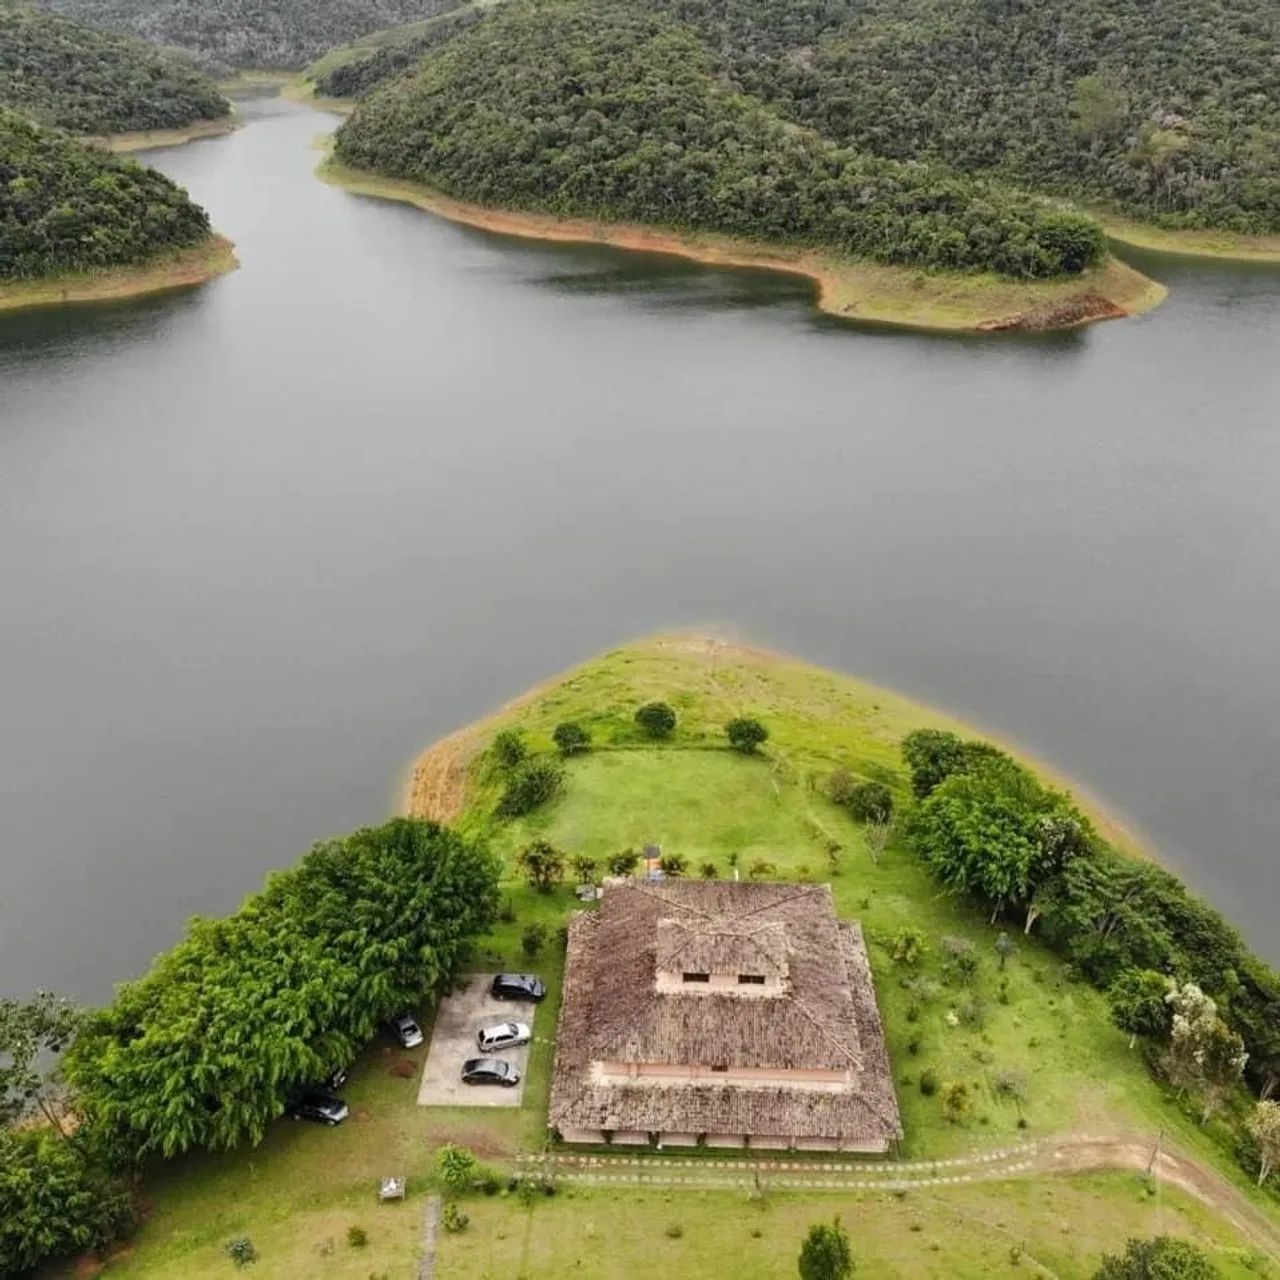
(786, 994), (863, 1072)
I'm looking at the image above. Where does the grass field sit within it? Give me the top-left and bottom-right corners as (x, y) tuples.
(70, 634), (1279, 1279)
(1099, 217), (1280, 264)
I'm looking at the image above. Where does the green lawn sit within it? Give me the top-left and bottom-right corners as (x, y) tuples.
(75, 635), (1279, 1279)
(440, 1175), (1266, 1279)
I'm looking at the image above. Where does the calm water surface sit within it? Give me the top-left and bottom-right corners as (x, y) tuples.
(2, 96), (1279, 998)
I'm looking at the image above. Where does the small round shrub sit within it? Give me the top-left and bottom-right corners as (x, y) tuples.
(225, 1237), (258, 1269)
(847, 781), (893, 823)
(347, 1226), (368, 1248)
(919, 1070), (939, 1097)
(635, 701), (677, 739)
(699, 861), (717, 879)
(553, 721), (591, 756)
(665, 1223), (684, 1239)
(497, 758), (564, 818)
(442, 1203), (469, 1234)
(725, 717), (768, 754)
(492, 729), (527, 769)
(521, 922), (547, 958)
(658, 853), (688, 877)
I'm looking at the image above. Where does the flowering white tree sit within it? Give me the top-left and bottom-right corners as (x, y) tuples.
(1163, 982), (1247, 1121)
(1247, 1100), (1280, 1186)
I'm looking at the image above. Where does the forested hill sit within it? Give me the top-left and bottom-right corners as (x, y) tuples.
(334, 0), (1278, 242)
(0, 3), (228, 135)
(735, 0), (1280, 234)
(0, 108), (212, 280)
(335, 0), (1107, 280)
(38, 0), (464, 69)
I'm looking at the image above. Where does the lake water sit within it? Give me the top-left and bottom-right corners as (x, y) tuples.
(2, 94), (1278, 1000)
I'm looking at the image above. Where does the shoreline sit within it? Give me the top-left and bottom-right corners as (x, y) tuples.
(318, 158), (1166, 334)
(1100, 216), (1280, 265)
(0, 235), (238, 316)
(89, 115), (241, 154)
(400, 629), (1154, 861)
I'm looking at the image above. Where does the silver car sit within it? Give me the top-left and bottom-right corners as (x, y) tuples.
(476, 1020), (531, 1053)
(389, 1013), (424, 1048)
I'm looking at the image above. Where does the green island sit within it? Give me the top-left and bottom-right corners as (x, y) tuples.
(298, 0), (1278, 333)
(7, 634), (1279, 1279)
(0, 108), (235, 315)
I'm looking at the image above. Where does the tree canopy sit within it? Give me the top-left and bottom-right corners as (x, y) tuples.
(0, 3), (228, 134)
(64, 817), (499, 1164)
(334, 0), (1108, 281)
(40, 0), (466, 68)
(0, 108), (211, 281)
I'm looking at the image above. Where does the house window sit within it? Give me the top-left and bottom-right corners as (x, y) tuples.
(682, 972), (710, 983)
(711, 1064), (728, 1073)
(737, 974), (766, 985)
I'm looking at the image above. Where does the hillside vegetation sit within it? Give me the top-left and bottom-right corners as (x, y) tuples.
(335, 0), (1106, 280)
(0, 108), (212, 281)
(0, 3), (227, 134)
(330, 0), (1277, 283)
(39, 0), (465, 69)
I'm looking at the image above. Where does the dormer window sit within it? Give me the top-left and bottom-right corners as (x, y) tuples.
(737, 974), (766, 985)
(682, 972), (710, 983)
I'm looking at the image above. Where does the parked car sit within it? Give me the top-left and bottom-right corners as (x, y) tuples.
(461, 1057), (521, 1087)
(476, 1021), (531, 1052)
(389, 1014), (424, 1048)
(490, 973), (546, 1002)
(286, 1090), (349, 1125)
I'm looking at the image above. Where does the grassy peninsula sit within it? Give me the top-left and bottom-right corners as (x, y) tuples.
(38, 633), (1277, 1280)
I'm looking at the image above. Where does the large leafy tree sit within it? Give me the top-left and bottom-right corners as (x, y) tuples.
(1108, 970), (1172, 1049)
(65, 818), (499, 1164)
(1092, 1236), (1219, 1279)
(0, 1128), (135, 1278)
(0, 990), (84, 1134)
(905, 756), (1092, 925)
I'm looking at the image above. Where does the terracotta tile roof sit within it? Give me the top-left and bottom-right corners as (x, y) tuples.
(549, 880), (902, 1144)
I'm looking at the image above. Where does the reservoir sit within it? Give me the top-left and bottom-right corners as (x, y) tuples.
(2, 94), (1278, 999)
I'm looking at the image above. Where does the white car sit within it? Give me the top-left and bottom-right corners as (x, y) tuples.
(476, 1021), (531, 1053)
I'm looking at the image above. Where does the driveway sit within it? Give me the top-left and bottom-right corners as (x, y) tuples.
(417, 973), (531, 1107)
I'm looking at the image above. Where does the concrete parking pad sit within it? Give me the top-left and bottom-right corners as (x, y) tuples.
(418, 973), (531, 1107)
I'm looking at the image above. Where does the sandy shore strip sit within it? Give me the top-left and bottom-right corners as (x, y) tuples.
(88, 115), (242, 154)
(318, 159), (1165, 334)
(0, 235), (238, 315)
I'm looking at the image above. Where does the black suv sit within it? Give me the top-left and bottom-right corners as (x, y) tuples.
(286, 1090), (349, 1125)
(490, 973), (546, 1002)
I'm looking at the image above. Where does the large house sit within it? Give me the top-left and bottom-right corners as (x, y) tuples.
(549, 878), (902, 1151)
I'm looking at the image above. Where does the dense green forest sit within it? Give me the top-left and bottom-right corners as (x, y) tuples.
(0, 108), (211, 281)
(332, 0), (1278, 256)
(39, 0), (464, 68)
(336, 0), (1106, 279)
(0, 3), (227, 134)
(312, 6), (482, 100)
(724, 0), (1280, 233)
